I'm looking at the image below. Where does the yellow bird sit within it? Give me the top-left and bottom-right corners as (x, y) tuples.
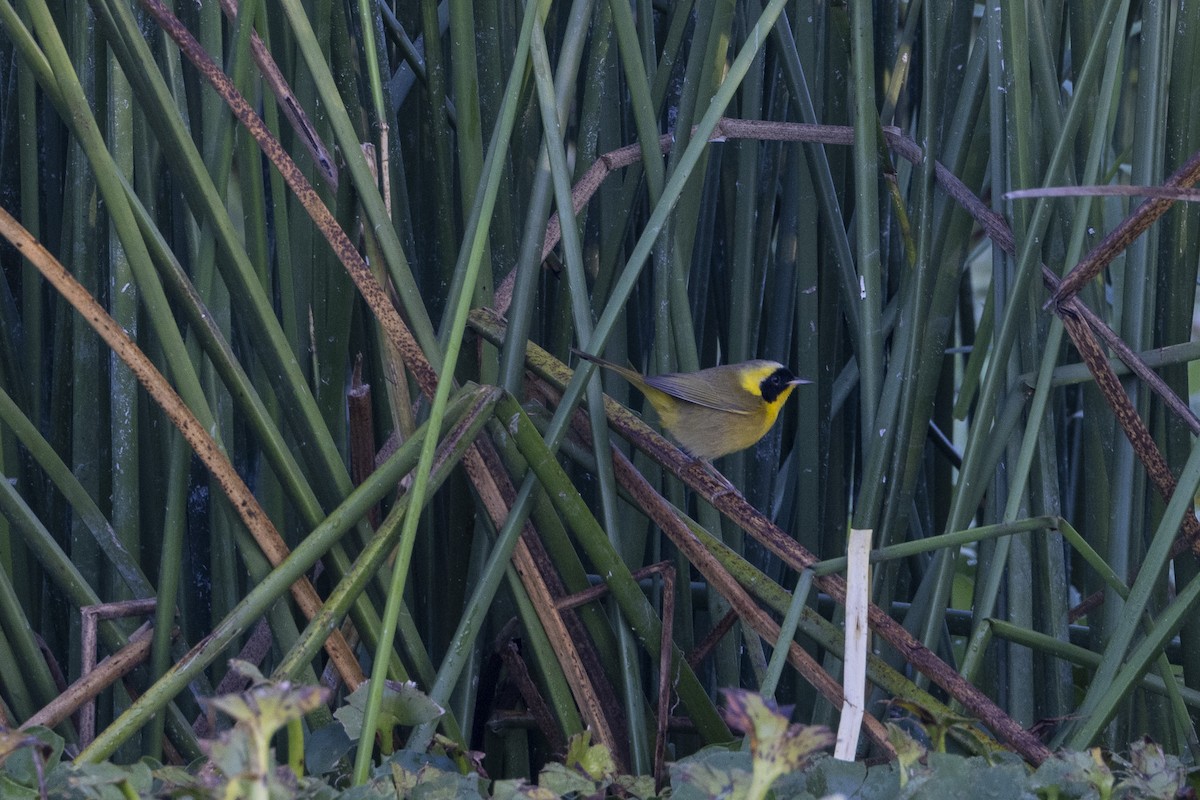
(573, 350), (810, 460)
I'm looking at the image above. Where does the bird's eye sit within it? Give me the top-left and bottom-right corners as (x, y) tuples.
(759, 369), (791, 402)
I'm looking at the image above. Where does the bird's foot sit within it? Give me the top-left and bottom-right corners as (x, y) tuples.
(690, 458), (742, 501)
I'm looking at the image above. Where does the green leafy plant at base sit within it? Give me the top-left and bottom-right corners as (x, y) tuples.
(2, 687), (1195, 798)
(717, 688), (835, 800)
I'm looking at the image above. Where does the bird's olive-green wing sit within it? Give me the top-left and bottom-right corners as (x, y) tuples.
(641, 365), (762, 414)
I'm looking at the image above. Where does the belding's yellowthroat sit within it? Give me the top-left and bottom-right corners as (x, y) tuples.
(573, 350), (809, 460)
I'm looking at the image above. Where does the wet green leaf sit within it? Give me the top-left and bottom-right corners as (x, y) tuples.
(306, 721), (354, 776)
(671, 759), (752, 799)
(491, 778), (559, 799)
(0, 727), (61, 792)
(1112, 738), (1194, 799)
(887, 722), (927, 788)
(562, 730), (616, 782)
(536, 761), (601, 796)
(335, 680), (445, 750)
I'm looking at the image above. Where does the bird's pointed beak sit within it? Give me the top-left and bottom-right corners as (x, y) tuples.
(789, 378), (812, 386)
